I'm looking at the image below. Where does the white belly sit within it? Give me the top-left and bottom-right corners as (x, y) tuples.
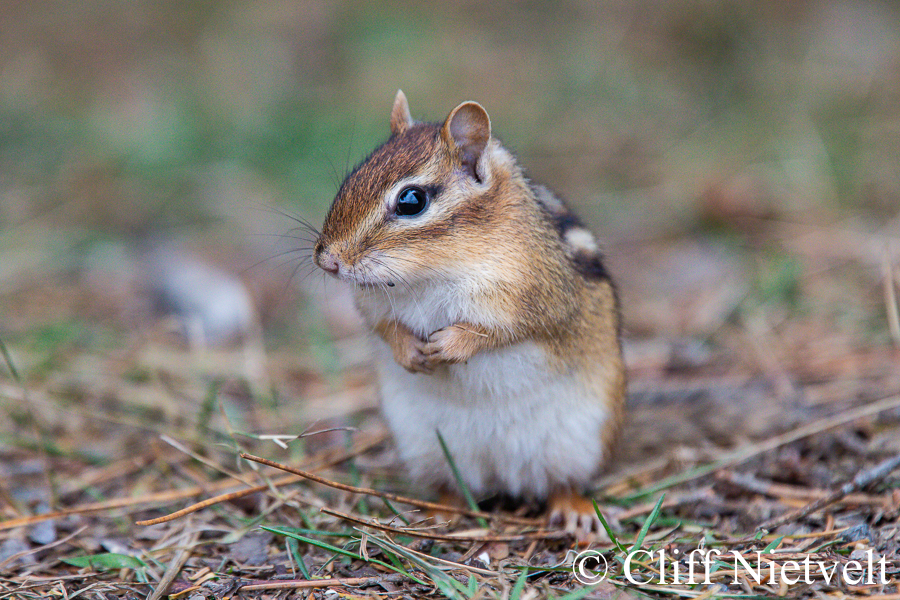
(375, 339), (609, 499)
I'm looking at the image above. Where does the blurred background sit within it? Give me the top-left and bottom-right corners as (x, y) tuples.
(1, 0), (899, 477)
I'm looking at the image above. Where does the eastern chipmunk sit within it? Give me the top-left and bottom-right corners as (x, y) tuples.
(314, 91), (625, 536)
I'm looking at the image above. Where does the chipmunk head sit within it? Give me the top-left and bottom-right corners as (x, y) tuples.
(314, 90), (518, 288)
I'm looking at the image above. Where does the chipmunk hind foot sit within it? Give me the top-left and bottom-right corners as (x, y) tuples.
(547, 489), (621, 545)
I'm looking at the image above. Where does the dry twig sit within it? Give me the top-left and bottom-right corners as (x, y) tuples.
(0, 432), (386, 530)
(718, 471), (889, 505)
(147, 526), (201, 600)
(319, 506), (566, 543)
(759, 452), (900, 531)
(237, 575), (398, 592)
(615, 392), (900, 497)
(241, 453), (541, 526)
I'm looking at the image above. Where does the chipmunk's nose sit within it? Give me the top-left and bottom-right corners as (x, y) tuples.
(315, 248), (341, 277)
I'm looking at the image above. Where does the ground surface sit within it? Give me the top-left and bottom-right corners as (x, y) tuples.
(2, 2), (900, 599)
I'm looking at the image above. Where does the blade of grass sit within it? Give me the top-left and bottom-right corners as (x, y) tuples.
(195, 379), (220, 441)
(346, 429), (369, 515)
(465, 574), (477, 595)
(285, 537), (311, 580)
(593, 499), (627, 555)
(436, 429), (487, 528)
(265, 526), (356, 538)
(365, 534), (471, 599)
(381, 548), (408, 573)
(510, 566), (528, 600)
(382, 497), (411, 526)
(62, 553), (147, 571)
(762, 535), (783, 553)
(629, 493), (665, 554)
(262, 526), (428, 586)
(0, 338), (20, 382)
(554, 583), (607, 599)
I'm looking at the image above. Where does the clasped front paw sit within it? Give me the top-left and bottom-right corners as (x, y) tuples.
(394, 336), (434, 374)
(422, 324), (480, 367)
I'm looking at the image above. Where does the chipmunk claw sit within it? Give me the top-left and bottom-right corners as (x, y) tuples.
(548, 491), (617, 545)
(397, 340), (434, 374)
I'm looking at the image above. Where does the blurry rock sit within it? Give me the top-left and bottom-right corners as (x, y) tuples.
(145, 247), (255, 346)
(841, 523), (873, 543)
(28, 503), (56, 545)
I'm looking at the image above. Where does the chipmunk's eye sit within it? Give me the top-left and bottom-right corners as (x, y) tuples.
(395, 185), (428, 217)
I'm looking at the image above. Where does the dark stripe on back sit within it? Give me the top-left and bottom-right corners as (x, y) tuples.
(532, 183), (611, 282)
(552, 212), (581, 235)
(572, 252), (610, 280)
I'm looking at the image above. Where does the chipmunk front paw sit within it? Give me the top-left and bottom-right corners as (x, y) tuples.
(423, 323), (486, 367)
(395, 331), (441, 374)
(397, 338), (434, 374)
(378, 320), (434, 374)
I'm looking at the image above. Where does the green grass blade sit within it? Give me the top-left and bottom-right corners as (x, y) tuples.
(346, 429), (369, 515)
(510, 566), (528, 600)
(262, 526), (428, 586)
(0, 338), (20, 382)
(465, 574), (477, 595)
(629, 493), (665, 554)
(382, 497), (411, 526)
(62, 553), (147, 571)
(364, 533), (468, 597)
(195, 379), (220, 440)
(285, 537), (311, 580)
(435, 428), (487, 528)
(267, 526), (356, 538)
(762, 535), (784, 553)
(555, 584), (605, 599)
(592, 499), (627, 555)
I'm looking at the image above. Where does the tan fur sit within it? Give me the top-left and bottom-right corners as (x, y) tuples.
(314, 93), (626, 537)
(390, 90), (413, 135)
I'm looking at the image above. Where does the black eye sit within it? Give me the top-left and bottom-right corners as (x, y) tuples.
(395, 186), (428, 217)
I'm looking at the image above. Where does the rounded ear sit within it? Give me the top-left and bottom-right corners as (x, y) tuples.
(390, 89), (413, 135)
(441, 101), (491, 181)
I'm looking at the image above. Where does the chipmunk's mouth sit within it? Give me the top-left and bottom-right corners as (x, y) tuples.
(315, 247), (395, 288)
(315, 247), (399, 290)
(355, 280), (395, 289)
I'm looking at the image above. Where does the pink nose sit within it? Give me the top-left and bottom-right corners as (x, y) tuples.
(316, 250), (340, 276)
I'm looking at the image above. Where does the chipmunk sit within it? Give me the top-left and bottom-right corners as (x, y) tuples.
(313, 91), (625, 537)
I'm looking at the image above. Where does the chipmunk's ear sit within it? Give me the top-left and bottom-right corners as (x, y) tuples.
(442, 101), (491, 181)
(390, 90), (413, 135)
